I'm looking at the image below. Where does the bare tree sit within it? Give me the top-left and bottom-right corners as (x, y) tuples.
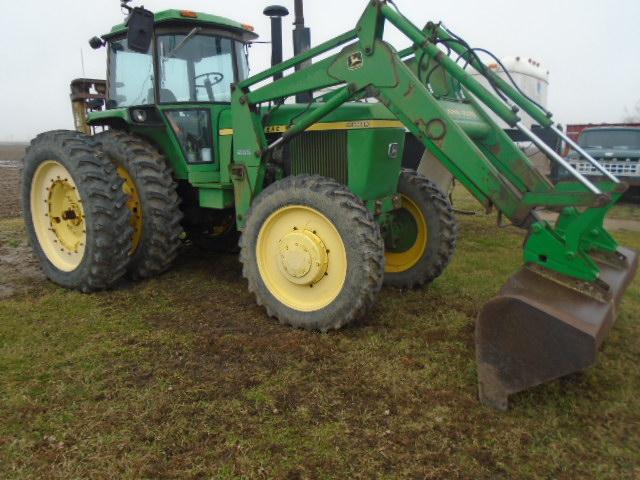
(624, 100), (640, 122)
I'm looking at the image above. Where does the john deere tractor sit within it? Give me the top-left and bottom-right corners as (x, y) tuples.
(23, 0), (637, 409)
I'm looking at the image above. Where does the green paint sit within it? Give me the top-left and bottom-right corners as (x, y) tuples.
(88, 108), (129, 124)
(198, 186), (234, 210)
(347, 129), (403, 201)
(104, 9), (258, 40)
(385, 209), (418, 253)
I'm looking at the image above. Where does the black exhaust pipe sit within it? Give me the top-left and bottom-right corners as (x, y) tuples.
(263, 5), (289, 81)
(292, 0), (310, 59)
(292, 0), (312, 103)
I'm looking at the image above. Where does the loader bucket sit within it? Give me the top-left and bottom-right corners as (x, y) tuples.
(476, 246), (638, 410)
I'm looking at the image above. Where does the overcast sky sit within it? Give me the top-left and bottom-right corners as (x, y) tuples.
(0, 0), (638, 142)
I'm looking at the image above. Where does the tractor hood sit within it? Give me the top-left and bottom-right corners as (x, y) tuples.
(218, 102), (405, 134)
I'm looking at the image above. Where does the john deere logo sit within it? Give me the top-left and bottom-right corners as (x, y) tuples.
(348, 51), (364, 70)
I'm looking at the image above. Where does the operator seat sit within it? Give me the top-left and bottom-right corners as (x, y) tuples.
(148, 88), (178, 103)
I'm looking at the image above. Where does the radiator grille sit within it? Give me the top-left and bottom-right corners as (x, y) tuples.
(288, 131), (348, 184)
(570, 161), (640, 177)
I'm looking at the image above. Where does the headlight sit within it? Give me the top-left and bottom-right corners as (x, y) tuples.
(132, 109), (148, 123)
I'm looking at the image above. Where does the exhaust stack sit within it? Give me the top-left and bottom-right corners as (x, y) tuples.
(292, 0), (312, 103)
(263, 5), (289, 81)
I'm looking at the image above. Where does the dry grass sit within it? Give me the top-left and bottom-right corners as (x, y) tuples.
(1, 190), (639, 479)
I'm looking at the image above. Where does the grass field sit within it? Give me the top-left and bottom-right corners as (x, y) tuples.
(610, 200), (640, 222)
(1, 189), (639, 479)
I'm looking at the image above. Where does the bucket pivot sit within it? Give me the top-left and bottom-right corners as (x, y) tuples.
(476, 247), (638, 410)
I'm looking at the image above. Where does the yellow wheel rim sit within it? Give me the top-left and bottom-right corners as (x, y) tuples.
(256, 205), (347, 312)
(30, 160), (86, 271)
(385, 195), (428, 273)
(116, 165), (143, 254)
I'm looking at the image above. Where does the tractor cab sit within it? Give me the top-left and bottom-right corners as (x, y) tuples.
(105, 10), (255, 108)
(92, 8), (257, 164)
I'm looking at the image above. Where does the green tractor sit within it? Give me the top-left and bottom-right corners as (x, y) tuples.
(23, 0), (637, 409)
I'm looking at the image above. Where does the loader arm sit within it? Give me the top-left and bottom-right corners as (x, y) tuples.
(232, 0), (626, 283)
(229, 0), (637, 409)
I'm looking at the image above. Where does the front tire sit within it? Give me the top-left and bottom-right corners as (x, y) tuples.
(241, 175), (385, 331)
(383, 169), (457, 288)
(22, 130), (132, 292)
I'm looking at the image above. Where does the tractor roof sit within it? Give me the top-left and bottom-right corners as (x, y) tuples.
(105, 9), (258, 40)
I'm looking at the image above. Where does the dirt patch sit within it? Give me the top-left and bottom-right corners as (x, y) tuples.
(0, 143), (27, 161)
(0, 164), (21, 218)
(0, 220), (45, 299)
(0, 143), (25, 218)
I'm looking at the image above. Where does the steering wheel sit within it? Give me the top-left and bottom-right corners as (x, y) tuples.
(194, 71), (224, 101)
(194, 71), (224, 88)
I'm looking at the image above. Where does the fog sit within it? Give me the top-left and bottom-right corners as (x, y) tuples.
(0, 0), (638, 141)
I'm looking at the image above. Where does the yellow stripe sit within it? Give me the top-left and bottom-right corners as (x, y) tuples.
(218, 119), (404, 137)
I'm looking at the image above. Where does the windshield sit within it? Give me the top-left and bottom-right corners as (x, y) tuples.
(108, 39), (155, 107)
(579, 129), (640, 150)
(158, 33), (244, 103)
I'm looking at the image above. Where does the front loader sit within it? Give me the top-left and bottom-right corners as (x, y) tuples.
(22, 1), (636, 409)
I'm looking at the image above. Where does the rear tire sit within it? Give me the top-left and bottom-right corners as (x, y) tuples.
(241, 175), (385, 331)
(94, 130), (183, 279)
(383, 169), (457, 288)
(22, 130), (132, 292)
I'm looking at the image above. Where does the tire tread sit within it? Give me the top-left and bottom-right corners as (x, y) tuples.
(240, 175), (385, 332)
(384, 169), (458, 289)
(22, 130), (132, 291)
(94, 130), (183, 279)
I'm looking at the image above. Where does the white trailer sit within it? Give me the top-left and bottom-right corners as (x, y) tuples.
(472, 56), (549, 129)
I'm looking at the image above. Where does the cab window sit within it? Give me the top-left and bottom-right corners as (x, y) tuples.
(158, 34), (238, 103)
(107, 39), (155, 107)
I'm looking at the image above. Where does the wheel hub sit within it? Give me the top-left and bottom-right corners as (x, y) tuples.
(30, 160), (86, 272)
(384, 194), (428, 273)
(278, 229), (328, 285)
(256, 204), (347, 312)
(116, 165), (143, 254)
(48, 178), (85, 253)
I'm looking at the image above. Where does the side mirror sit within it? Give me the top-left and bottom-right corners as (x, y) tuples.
(87, 98), (105, 110)
(126, 7), (154, 53)
(89, 36), (104, 50)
